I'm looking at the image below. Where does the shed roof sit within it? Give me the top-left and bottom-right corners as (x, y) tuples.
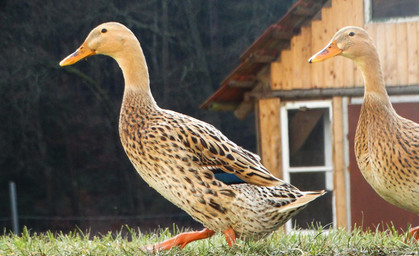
(200, 0), (328, 110)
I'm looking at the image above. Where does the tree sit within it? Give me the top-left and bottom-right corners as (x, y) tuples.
(0, 0), (294, 233)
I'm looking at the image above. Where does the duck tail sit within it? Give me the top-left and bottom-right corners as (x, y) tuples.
(298, 190), (326, 205)
(281, 190), (326, 211)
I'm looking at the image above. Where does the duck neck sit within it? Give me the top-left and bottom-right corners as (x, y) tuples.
(354, 49), (390, 106)
(113, 42), (157, 108)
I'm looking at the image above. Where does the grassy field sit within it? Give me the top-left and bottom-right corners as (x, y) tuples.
(0, 225), (418, 255)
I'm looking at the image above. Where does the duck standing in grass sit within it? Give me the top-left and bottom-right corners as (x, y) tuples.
(60, 22), (325, 251)
(309, 26), (419, 239)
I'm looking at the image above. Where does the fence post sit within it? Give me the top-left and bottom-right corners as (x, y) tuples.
(9, 181), (19, 234)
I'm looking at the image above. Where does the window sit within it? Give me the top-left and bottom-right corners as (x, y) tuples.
(281, 101), (335, 231)
(365, 0), (419, 23)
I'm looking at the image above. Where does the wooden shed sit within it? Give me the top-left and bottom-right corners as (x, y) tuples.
(202, 0), (419, 231)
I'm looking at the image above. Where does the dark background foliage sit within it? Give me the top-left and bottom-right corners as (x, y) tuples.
(0, 0), (294, 233)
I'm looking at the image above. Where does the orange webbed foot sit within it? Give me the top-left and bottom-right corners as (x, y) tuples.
(408, 226), (419, 241)
(142, 228), (215, 252)
(224, 227), (236, 247)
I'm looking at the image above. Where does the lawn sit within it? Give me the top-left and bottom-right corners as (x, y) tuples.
(0, 225), (418, 255)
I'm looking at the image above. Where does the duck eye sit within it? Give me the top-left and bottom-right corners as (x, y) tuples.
(101, 28), (107, 33)
(348, 31), (355, 37)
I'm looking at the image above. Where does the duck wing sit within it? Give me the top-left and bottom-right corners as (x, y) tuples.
(164, 110), (286, 187)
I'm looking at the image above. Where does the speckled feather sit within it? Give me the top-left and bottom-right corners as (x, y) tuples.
(355, 93), (419, 214)
(119, 89), (324, 238)
(60, 22), (325, 240)
(311, 26), (419, 215)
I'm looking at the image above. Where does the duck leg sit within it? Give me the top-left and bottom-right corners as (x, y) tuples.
(408, 226), (419, 241)
(224, 227), (237, 247)
(142, 228), (215, 252)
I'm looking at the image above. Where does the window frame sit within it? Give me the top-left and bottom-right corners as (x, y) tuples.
(280, 100), (336, 232)
(364, 0), (419, 24)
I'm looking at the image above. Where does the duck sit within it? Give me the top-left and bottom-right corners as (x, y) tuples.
(309, 26), (419, 239)
(59, 22), (325, 251)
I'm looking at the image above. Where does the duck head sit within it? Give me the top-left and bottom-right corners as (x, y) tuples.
(60, 22), (138, 66)
(309, 26), (374, 63)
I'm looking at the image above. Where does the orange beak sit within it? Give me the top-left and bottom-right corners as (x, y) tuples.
(59, 41), (95, 66)
(308, 40), (342, 63)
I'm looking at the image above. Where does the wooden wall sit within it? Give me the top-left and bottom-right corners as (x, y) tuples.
(271, 0), (419, 90)
(332, 97), (347, 228)
(258, 98), (283, 179)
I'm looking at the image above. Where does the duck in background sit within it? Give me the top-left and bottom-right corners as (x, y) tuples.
(309, 26), (419, 240)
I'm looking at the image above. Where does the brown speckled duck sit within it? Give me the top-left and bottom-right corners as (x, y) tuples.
(60, 22), (325, 251)
(309, 26), (419, 239)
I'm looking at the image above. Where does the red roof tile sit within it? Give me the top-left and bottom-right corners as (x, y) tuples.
(201, 0), (328, 110)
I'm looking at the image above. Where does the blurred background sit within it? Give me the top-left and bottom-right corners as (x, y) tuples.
(0, 0), (295, 234)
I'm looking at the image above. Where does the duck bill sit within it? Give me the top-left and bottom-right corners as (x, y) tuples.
(59, 41), (96, 66)
(308, 40), (342, 63)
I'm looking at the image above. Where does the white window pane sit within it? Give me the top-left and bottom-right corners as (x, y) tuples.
(370, 0), (419, 20)
(287, 108), (329, 167)
(289, 172), (333, 229)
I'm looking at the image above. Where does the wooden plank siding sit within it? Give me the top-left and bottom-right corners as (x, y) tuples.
(309, 19), (324, 88)
(271, 62), (283, 89)
(385, 23), (398, 85)
(396, 23), (408, 85)
(258, 98), (283, 179)
(300, 26), (312, 89)
(332, 97), (348, 228)
(270, 0), (419, 91)
(331, 0), (344, 88)
(291, 31), (303, 89)
(341, 0), (355, 87)
(407, 22), (418, 84)
(283, 49), (293, 90)
(323, 4), (337, 88)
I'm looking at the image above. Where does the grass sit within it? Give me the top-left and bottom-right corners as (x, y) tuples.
(0, 225), (418, 255)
